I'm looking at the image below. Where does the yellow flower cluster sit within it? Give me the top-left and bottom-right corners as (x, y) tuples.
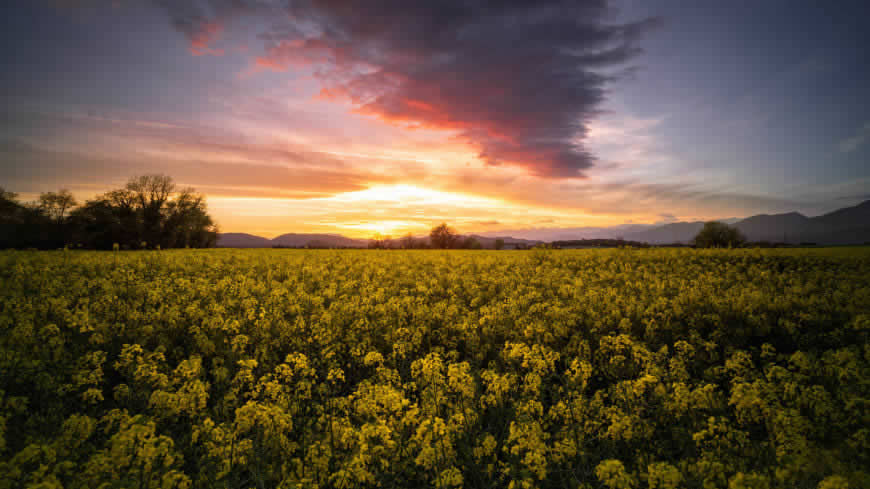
(0, 247), (868, 488)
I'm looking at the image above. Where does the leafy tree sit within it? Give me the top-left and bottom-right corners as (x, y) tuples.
(162, 188), (218, 248)
(0, 188), (16, 202)
(460, 236), (482, 249)
(37, 190), (78, 245)
(78, 176), (218, 249)
(494, 238), (505, 250)
(38, 189), (77, 223)
(0, 189), (25, 248)
(125, 174), (175, 246)
(69, 198), (130, 249)
(0, 188), (61, 248)
(0, 175), (218, 249)
(693, 221), (746, 248)
(429, 223), (459, 249)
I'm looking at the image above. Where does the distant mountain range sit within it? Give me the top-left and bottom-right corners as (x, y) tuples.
(217, 233), (274, 248)
(467, 235), (542, 248)
(475, 223), (655, 242)
(217, 233), (369, 248)
(218, 200), (870, 247)
(272, 233), (369, 248)
(624, 200), (870, 244)
(217, 232), (541, 249)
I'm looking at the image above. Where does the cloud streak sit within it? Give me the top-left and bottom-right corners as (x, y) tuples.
(156, 0), (655, 177)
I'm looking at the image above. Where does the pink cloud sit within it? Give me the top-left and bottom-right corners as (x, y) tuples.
(188, 21), (224, 56)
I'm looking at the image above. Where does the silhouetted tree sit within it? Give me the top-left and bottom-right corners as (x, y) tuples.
(494, 238), (505, 250)
(2, 175), (218, 249)
(38, 189), (77, 223)
(693, 221), (746, 248)
(68, 198), (125, 249)
(162, 188), (218, 248)
(429, 223), (459, 249)
(0, 188), (25, 248)
(125, 174), (175, 246)
(0, 187), (66, 248)
(461, 236), (482, 249)
(37, 189), (78, 245)
(0, 188), (17, 208)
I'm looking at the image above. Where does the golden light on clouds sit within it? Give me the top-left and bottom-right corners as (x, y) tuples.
(332, 184), (500, 207)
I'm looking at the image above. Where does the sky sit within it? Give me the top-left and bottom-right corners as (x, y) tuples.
(1, 0), (868, 238)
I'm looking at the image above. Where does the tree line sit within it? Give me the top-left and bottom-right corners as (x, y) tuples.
(374, 222), (749, 250)
(0, 175), (218, 250)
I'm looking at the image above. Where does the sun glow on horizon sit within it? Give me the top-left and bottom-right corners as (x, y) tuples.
(206, 182), (632, 239)
(338, 220), (421, 236)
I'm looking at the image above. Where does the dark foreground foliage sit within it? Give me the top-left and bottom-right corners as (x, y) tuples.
(0, 248), (868, 489)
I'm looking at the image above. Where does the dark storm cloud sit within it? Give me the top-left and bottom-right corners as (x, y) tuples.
(155, 0), (655, 177)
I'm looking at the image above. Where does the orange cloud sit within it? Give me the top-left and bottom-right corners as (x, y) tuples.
(188, 21), (224, 56)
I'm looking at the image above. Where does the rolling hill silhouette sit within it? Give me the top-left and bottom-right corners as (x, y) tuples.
(626, 200), (870, 244)
(217, 232), (541, 248)
(217, 200), (870, 247)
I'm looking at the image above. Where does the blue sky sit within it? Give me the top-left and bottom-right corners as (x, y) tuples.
(608, 0), (870, 207)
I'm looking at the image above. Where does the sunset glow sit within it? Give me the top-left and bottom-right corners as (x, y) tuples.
(203, 183), (623, 239)
(1, 1), (868, 240)
(4, 3), (869, 486)
(333, 185), (499, 207)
